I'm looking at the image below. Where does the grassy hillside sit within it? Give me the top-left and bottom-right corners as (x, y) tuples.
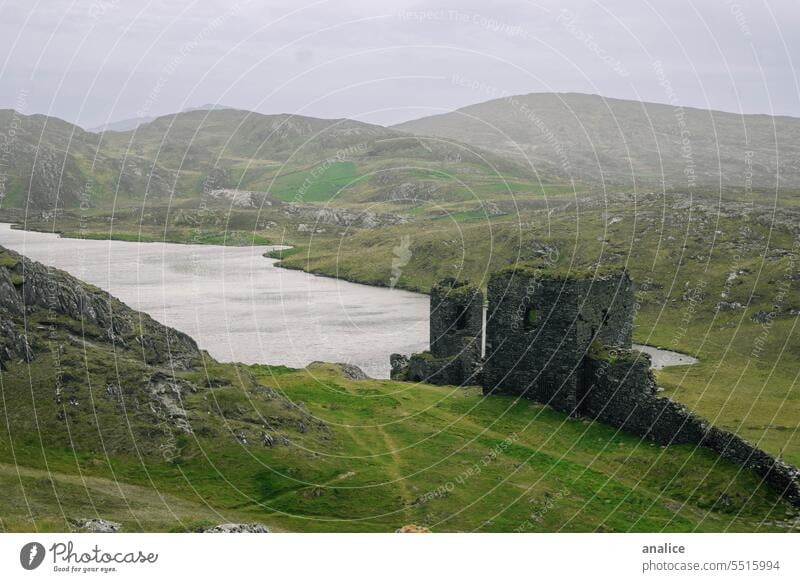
(2, 356), (797, 533)
(6, 95), (800, 218)
(0, 108), (548, 213)
(0, 244), (797, 532)
(394, 92), (800, 194)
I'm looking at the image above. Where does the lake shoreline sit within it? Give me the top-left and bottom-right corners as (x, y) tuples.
(0, 222), (699, 373)
(0, 223), (430, 378)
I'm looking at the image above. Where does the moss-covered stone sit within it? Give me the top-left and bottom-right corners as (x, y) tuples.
(588, 340), (643, 364)
(495, 261), (628, 281)
(0, 251), (20, 269)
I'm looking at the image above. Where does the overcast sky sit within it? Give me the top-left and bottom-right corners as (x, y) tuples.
(1, 0), (798, 128)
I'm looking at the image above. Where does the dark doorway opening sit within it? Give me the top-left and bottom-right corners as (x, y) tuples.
(455, 305), (469, 330)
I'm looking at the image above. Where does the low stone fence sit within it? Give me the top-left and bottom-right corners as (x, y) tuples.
(584, 351), (800, 507)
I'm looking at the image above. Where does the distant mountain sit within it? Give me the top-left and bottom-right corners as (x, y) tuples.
(88, 104), (233, 133)
(0, 108), (530, 211)
(394, 92), (800, 192)
(181, 103), (234, 113)
(88, 115), (156, 133)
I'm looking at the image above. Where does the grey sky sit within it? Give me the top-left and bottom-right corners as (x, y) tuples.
(1, 0), (798, 129)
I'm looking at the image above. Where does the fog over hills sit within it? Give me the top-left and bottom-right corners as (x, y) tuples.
(87, 104), (235, 133)
(0, 107), (528, 211)
(4, 92), (800, 213)
(394, 92), (800, 193)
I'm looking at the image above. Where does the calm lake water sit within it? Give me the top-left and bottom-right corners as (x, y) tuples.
(0, 223), (695, 377)
(0, 223), (428, 378)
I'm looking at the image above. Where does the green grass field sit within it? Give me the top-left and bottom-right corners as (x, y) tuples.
(1, 354), (796, 533)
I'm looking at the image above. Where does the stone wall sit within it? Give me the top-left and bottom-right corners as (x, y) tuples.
(390, 264), (800, 507)
(482, 266), (634, 414)
(390, 278), (483, 386)
(399, 352), (478, 385)
(584, 348), (800, 507)
(430, 277), (483, 362)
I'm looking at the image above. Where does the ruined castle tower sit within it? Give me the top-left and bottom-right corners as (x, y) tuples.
(429, 277), (483, 361)
(390, 278), (483, 385)
(387, 263), (800, 507)
(482, 265), (634, 415)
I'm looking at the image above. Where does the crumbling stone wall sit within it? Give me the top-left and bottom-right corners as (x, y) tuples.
(584, 348), (800, 507)
(390, 264), (800, 507)
(390, 278), (482, 385)
(429, 277), (483, 360)
(482, 265), (634, 414)
(582, 349), (708, 444)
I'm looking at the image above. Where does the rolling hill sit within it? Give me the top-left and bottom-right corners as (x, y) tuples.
(394, 92), (800, 194)
(0, 107), (544, 213)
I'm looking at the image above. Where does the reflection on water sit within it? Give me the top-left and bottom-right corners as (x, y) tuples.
(0, 224), (428, 378)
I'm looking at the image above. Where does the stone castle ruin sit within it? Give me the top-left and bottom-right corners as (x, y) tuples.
(391, 265), (800, 507)
(390, 277), (483, 386)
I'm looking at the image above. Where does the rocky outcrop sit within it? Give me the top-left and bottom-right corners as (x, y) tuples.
(207, 189), (276, 209)
(203, 523), (270, 533)
(389, 353), (410, 380)
(146, 372), (197, 434)
(0, 245), (332, 466)
(283, 204), (408, 230)
(71, 518), (121, 533)
(0, 260), (34, 368)
(334, 362), (369, 380)
(0, 246), (200, 370)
